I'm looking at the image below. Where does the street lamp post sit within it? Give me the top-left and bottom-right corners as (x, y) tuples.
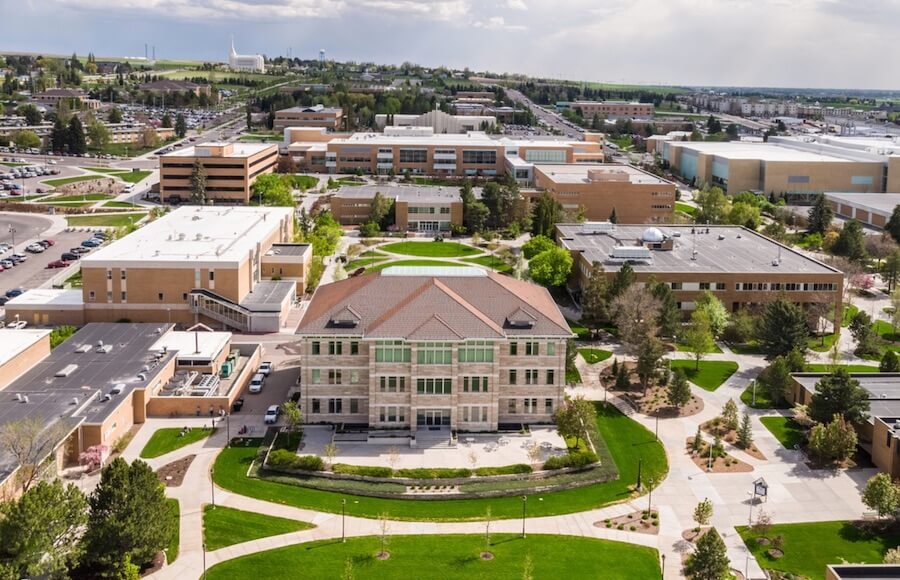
(521, 495), (527, 538)
(202, 543), (207, 579)
(8, 226), (16, 250)
(210, 467), (216, 508)
(636, 458), (643, 491)
(661, 554), (666, 579)
(751, 380), (757, 407)
(647, 477), (655, 513)
(708, 437), (714, 471)
(341, 498), (347, 543)
(655, 413), (659, 441)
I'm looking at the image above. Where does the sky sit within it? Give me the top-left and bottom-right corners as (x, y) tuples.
(3, 0), (899, 90)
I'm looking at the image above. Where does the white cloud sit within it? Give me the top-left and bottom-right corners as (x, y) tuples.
(506, 0), (527, 10)
(472, 15), (526, 30)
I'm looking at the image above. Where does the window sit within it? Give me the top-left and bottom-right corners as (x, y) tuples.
(328, 398), (343, 414)
(462, 150), (497, 164)
(416, 378), (452, 394)
(350, 370), (360, 384)
(311, 369), (321, 384)
(398, 148), (427, 163)
(509, 370), (517, 385)
(328, 370), (342, 385)
(182, 293), (188, 301)
(524, 398), (538, 414)
(328, 341), (343, 355)
(311, 341), (321, 355)
(509, 342), (518, 356)
(525, 369), (539, 385)
(716, 283), (726, 290)
(545, 398), (554, 414)
(312, 399), (320, 413)
(120, 291), (127, 301)
(459, 340), (494, 363)
(670, 282), (683, 290)
(120, 270), (127, 280)
(379, 376), (406, 393)
(546, 342), (556, 356)
(209, 271), (215, 281)
(507, 399), (517, 413)
(416, 342), (453, 364)
(699, 282), (710, 290)
(379, 406), (406, 423)
(463, 406), (488, 422)
(158, 293), (164, 301)
(525, 342), (539, 356)
(546, 370), (555, 385)
(463, 376), (489, 393)
(350, 341), (359, 355)
(106, 291), (112, 302)
(350, 399), (359, 414)
(106, 270), (112, 280)
(375, 340), (410, 362)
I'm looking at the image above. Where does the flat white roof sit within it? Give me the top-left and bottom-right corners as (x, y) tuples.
(0, 329), (49, 368)
(670, 141), (855, 163)
(536, 163), (673, 185)
(81, 206), (293, 269)
(826, 192), (900, 216)
(5, 289), (83, 309)
(325, 131), (581, 150)
(150, 330), (231, 361)
(163, 142), (276, 158)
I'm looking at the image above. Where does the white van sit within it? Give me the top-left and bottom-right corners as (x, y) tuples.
(248, 373), (265, 393)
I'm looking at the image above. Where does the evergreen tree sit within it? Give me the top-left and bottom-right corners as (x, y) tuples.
(82, 458), (175, 574)
(609, 263), (635, 298)
(667, 367), (692, 408)
(66, 116), (87, 155)
(691, 425), (703, 453)
(685, 528), (731, 580)
(650, 280), (680, 338)
(886, 205), (900, 244)
(189, 159), (208, 205)
(722, 399), (739, 431)
(807, 193), (833, 235)
(615, 363), (631, 391)
(161, 112), (172, 128)
(737, 412), (753, 449)
(809, 369), (871, 424)
(174, 113), (187, 138)
(758, 297), (808, 357)
(832, 219), (868, 263)
(608, 207), (618, 224)
(108, 107), (123, 124)
(531, 191), (562, 237)
(580, 262), (609, 334)
(50, 116), (68, 153)
(881, 350), (900, 373)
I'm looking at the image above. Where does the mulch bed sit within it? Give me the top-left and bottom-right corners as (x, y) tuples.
(156, 454), (196, 487)
(686, 438), (753, 473)
(700, 420), (766, 460)
(681, 526), (711, 542)
(604, 365), (704, 419)
(595, 509), (660, 535)
(140, 552), (166, 576)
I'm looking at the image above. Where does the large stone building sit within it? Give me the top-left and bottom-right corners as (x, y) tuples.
(557, 222), (844, 323)
(571, 101), (654, 119)
(274, 105), (344, 131)
(296, 267), (572, 433)
(330, 184), (466, 232)
(523, 164), (676, 224)
(138, 79), (213, 98)
(159, 142), (278, 204)
(374, 110), (496, 134)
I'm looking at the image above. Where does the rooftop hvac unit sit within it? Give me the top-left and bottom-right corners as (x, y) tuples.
(582, 221), (616, 235)
(96, 344), (113, 354)
(609, 246), (653, 263)
(55, 364), (78, 377)
(76, 344), (91, 353)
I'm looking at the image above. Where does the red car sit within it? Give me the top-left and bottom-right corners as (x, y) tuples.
(39, 239), (55, 247)
(45, 260), (70, 269)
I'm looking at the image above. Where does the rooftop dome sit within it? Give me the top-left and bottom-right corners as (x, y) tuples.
(642, 227), (665, 243)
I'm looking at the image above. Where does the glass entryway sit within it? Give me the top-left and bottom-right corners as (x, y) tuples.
(417, 409), (450, 426)
(417, 221), (440, 232)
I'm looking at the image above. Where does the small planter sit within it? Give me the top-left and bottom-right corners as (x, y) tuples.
(767, 548), (784, 559)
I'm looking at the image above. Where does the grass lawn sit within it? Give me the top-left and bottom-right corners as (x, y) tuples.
(103, 201), (142, 209)
(0, 161), (26, 167)
(567, 318), (589, 340)
(842, 304), (859, 327)
(285, 175), (319, 191)
(803, 364), (880, 373)
(740, 383), (789, 410)
(380, 241), (481, 258)
(203, 505), (314, 551)
(115, 170), (152, 184)
(165, 499), (180, 563)
(367, 260), (469, 273)
(42, 175), (105, 188)
(738, 521), (900, 580)
(566, 366), (582, 383)
(668, 360), (739, 391)
(808, 333), (840, 352)
(675, 202), (697, 217)
(461, 255), (512, 273)
(760, 416), (806, 450)
(81, 166), (124, 174)
(66, 213), (147, 227)
(55, 193), (114, 201)
(207, 534), (660, 580)
(38, 201), (95, 208)
(578, 348), (613, 364)
(727, 341), (763, 355)
(140, 427), (216, 459)
(213, 403), (667, 522)
(675, 342), (723, 354)
(347, 257), (388, 270)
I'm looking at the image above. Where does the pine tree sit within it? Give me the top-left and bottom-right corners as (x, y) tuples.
(722, 399), (739, 431)
(189, 159), (208, 205)
(175, 113), (187, 138)
(667, 367), (692, 408)
(758, 298), (809, 357)
(886, 205), (900, 244)
(737, 411), (753, 449)
(161, 112), (172, 128)
(50, 116), (68, 153)
(615, 363), (630, 391)
(66, 116), (87, 155)
(685, 528), (731, 580)
(692, 426), (703, 453)
(611, 357), (619, 377)
(580, 262), (609, 334)
(807, 193), (833, 235)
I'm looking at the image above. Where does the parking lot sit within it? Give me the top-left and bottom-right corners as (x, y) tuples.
(228, 350), (300, 432)
(0, 214), (96, 296)
(1, 161), (82, 196)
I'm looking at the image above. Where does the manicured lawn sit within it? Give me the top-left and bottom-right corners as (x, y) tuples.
(213, 403), (667, 522)
(804, 364), (880, 373)
(38, 201), (95, 208)
(285, 175), (319, 190)
(760, 416), (805, 450)
(738, 521), (900, 580)
(668, 360), (739, 391)
(567, 318), (589, 340)
(65, 213), (147, 227)
(380, 241), (481, 258)
(115, 170), (152, 184)
(103, 201), (142, 209)
(740, 383), (784, 409)
(140, 427), (216, 459)
(207, 534), (660, 580)
(566, 366), (582, 384)
(165, 498), (180, 564)
(203, 505), (314, 551)
(842, 304), (859, 327)
(808, 333), (840, 352)
(578, 348), (613, 364)
(81, 166), (124, 174)
(42, 175), (105, 188)
(461, 255), (512, 273)
(675, 342), (723, 354)
(367, 260), (469, 272)
(54, 193), (114, 201)
(727, 341), (763, 355)
(675, 202), (697, 217)
(347, 257), (388, 270)
(0, 161), (26, 167)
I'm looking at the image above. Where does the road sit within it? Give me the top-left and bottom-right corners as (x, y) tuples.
(502, 87), (585, 140)
(0, 214), (88, 296)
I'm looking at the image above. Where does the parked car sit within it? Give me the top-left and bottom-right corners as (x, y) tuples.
(39, 239), (55, 247)
(5, 288), (25, 298)
(70, 247), (90, 254)
(264, 405), (281, 424)
(0, 296), (8, 306)
(0, 260), (14, 269)
(258, 361), (275, 376)
(26, 243), (45, 253)
(10, 253), (26, 263)
(248, 373), (265, 394)
(60, 252), (80, 261)
(46, 260), (71, 269)
(81, 239), (101, 248)
(231, 397), (245, 412)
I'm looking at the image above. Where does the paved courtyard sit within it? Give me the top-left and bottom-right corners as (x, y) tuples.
(301, 425), (568, 469)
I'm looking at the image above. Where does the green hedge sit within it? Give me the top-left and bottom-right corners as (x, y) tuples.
(474, 464), (532, 476)
(543, 451), (599, 470)
(332, 464), (393, 478)
(296, 455), (325, 471)
(267, 450), (323, 471)
(395, 467), (472, 479)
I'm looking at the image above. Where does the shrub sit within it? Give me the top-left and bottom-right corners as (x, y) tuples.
(395, 467), (472, 479)
(267, 448), (299, 469)
(542, 450), (599, 470)
(331, 464), (393, 478)
(295, 455), (325, 471)
(474, 464), (532, 477)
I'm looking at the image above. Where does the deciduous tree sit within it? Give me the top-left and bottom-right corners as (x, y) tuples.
(684, 309), (715, 370)
(612, 285), (661, 350)
(862, 472), (900, 519)
(808, 414), (858, 463)
(527, 247), (572, 288)
(189, 159), (208, 205)
(693, 498), (713, 527)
